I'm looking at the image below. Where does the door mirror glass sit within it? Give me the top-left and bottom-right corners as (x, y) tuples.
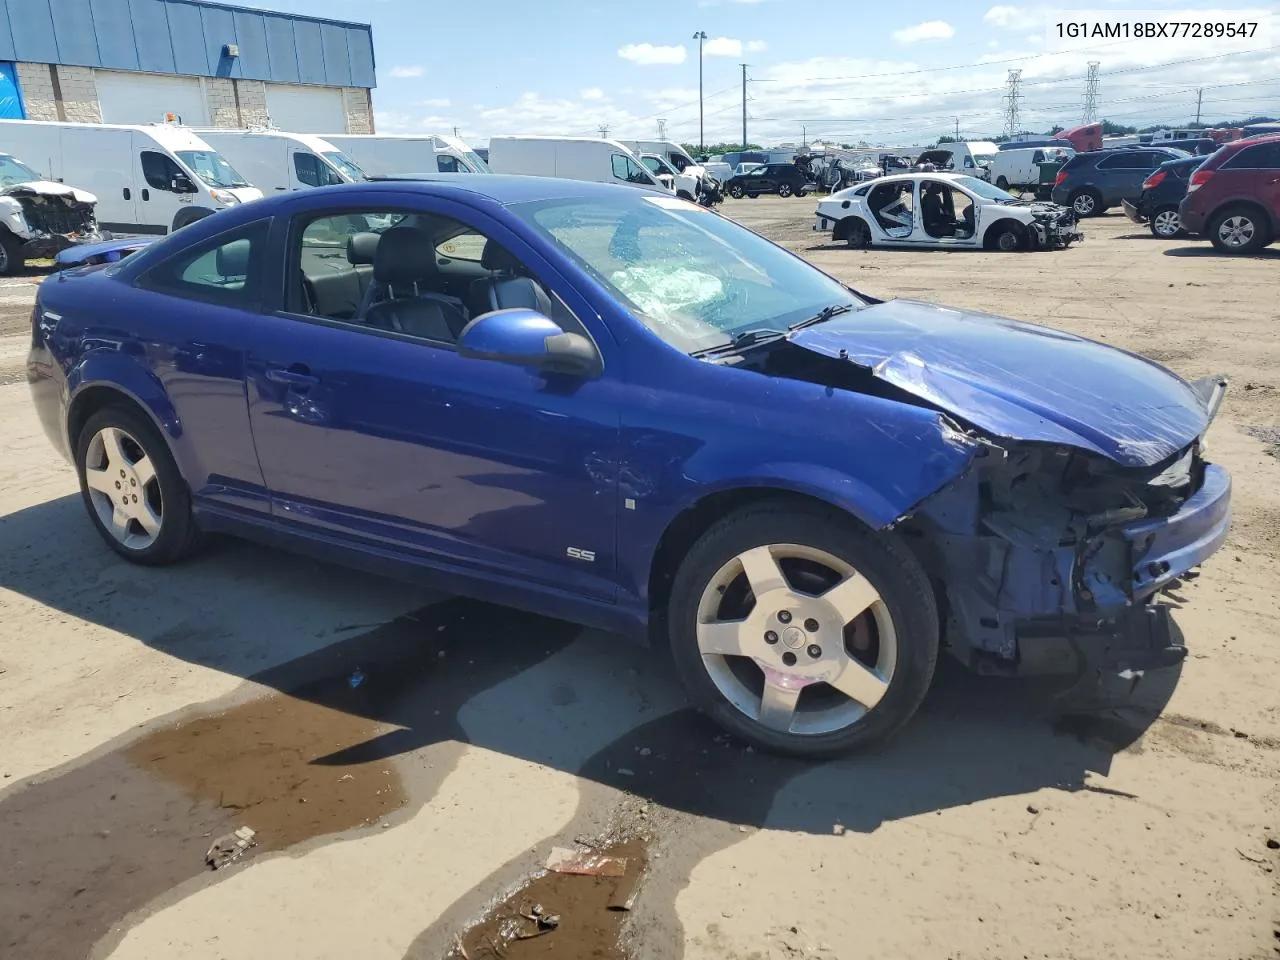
(458, 308), (598, 377)
(171, 174), (196, 193)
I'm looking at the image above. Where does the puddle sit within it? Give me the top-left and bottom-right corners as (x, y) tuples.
(125, 674), (407, 852)
(448, 837), (649, 960)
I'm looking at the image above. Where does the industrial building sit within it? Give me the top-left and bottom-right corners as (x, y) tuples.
(0, 0), (376, 134)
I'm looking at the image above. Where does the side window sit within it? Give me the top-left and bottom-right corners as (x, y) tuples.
(963, 155), (975, 168)
(1098, 152), (1140, 169)
(294, 152), (322, 187)
(141, 151), (183, 191)
(1223, 145), (1276, 170)
(1032, 150), (1045, 163)
(437, 155), (462, 173)
(611, 154), (651, 185)
(436, 232), (488, 261)
(139, 219), (269, 307)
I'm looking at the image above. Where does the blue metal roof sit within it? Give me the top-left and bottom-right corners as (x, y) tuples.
(0, 0), (376, 88)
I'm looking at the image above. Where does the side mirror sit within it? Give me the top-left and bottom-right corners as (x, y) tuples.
(458, 309), (599, 378)
(172, 175), (196, 193)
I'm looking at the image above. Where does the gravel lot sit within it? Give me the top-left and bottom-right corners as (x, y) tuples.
(1, 200), (1277, 960)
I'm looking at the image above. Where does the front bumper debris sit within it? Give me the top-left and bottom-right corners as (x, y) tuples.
(1122, 199), (1147, 224)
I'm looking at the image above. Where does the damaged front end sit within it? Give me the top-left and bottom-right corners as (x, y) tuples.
(904, 397), (1230, 680)
(0, 182), (104, 263)
(1025, 201), (1083, 250)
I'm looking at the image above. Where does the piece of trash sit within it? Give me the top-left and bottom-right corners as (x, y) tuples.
(205, 826), (257, 870)
(832, 824), (846, 836)
(338, 773), (353, 782)
(348, 668), (365, 689)
(546, 846), (628, 877)
(608, 869), (642, 911)
(1237, 848), (1266, 864)
(1027, 805), (1040, 815)
(1267, 838), (1280, 850)
(538, 914), (560, 930)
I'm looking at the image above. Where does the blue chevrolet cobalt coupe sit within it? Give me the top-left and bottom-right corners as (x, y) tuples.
(28, 177), (1231, 757)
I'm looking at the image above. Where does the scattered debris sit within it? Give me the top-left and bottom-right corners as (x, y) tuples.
(338, 774), (353, 782)
(348, 668), (365, 689)
(546, 846), (628, 877)
(204, 826), (257, 870)
(1027, 805), (1040, 815)
(608, 869), (642, 912)
(1267, 838), (1279, 850)
(832, 824), (846, 836)
(1237, 848), (1266, 864)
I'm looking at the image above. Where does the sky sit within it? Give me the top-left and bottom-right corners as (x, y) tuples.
(265, 0), (1279, 148)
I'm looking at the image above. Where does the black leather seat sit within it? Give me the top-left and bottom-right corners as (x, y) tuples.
(362, 227), (469, 341)
(470, 240), (554, 317)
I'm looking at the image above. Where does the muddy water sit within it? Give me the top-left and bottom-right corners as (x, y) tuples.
(0, 598), (582, 960)
(448, 838), (650, 960)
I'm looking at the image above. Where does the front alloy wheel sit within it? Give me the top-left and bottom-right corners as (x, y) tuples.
(1151, 207), (1181, 238)
(667, 505), (938, 757)
(778, 183), (794, 198)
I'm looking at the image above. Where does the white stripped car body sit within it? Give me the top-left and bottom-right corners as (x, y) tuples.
(813, 172), (1083, 252)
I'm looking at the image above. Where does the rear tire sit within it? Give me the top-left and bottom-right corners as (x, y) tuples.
(1208, 205), (1270, 254)
(75, 405), (204, 565)
(666, 503), (939, 758)
(995, 176), (1010, 191)
(841, 218), (872, 248)
(1149, 206), (1182, 238)
(0, 230), (23, 276)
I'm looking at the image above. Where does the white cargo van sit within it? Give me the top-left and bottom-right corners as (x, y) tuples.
(487, 136), (666, 190)
(987, 146), (1072, 191)
(914, 141), (1001, 180)
(195, 130), (365, 194)
(0, 119), (261, 234)
(323, 134), (490, 176)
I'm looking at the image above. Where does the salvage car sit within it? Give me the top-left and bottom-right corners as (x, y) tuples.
(29, 177), (1230, 757)
(0, 152), (103, 275)
(1178, 134), (1280, 254)
(814, 173), (1082, 251)
(1122, 155), (1207, 238)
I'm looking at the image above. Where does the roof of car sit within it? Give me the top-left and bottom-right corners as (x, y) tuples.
(352, 173), (663, 204)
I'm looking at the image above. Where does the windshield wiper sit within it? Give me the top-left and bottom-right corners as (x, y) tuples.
(788, 302), (856, 332)
(690, 328), (787, 359)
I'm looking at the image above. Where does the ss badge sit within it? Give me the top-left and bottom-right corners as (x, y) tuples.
(566, 547), (596, 562)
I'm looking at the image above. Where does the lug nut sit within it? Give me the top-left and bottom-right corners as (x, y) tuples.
(804, 618), (820, 632)
(120, 469), (126, 477)
(777, 610), (792, 624)
(130, 478), (137, 487)
(764, 631), (779, 644)
(115, 481), (121, 489)
(807, 645), (822, 659)
(782, 652), (797, 667)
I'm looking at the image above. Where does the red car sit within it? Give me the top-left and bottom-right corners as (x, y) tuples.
(1178, 134), (1280, 254)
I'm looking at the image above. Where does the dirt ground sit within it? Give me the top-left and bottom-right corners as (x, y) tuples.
(0, 201), (1277, 960)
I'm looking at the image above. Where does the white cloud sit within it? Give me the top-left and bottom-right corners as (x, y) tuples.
(618, 43), (687, 65)
(702, 37), (768, 57)
(983, 5), (1042, 30)
(580, 87), (605, 100)
(388, 65), (424, 79)
(414, 97), (451, 108)
(891, 20), (955, 43)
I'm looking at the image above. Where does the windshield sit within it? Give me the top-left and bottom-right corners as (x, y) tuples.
(462, 150), (491, 173)
(0, 154), (42, 185)
(176, 151), (249, 188)
(511, 194), (862, 354)
(322, 151), (366, 181)
(953, 175), (1019, 201)
(641, 155), (676, 177)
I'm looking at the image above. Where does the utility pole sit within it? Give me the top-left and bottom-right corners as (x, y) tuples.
(693, 30), (707, 152)
(954, 117), (960, 140)
(598, 123), (609, 139)
(802, 125), (806, 147)
(453, 126), (459, 138)
(1083, 61), (1100, 123)
(740, 63), (748, 148)
(1195, 87), (1203, 125)
(1003, 69), (1023, 139)
(657, 118), (667, 140)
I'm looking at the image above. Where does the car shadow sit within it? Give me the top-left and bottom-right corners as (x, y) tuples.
(0, 493), (1181, 836)
(1163, 244), (1280, 259)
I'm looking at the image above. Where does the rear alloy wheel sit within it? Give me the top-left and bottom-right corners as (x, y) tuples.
(1209, 206), (1270, 254)
(76, 406), (203, 565)
(778, 183), (794, 198)
(1070, 189), (1101, 217)
(1150, 206), (1182, 238)
(667, 506), (938, 757)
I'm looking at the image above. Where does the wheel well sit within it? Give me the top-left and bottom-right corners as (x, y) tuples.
(67, 386), (150, 450)
(833, 216), (867, 243)
(982, 218), (1028, 249)
(1211, 200), (1273, 233)
(172, 207), (213, 232)
(646, 488), (849, 619)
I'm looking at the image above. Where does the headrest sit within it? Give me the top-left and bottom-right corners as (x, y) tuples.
(480, 240), (522, 273)
(347, 231), (380, 265)
(373, 227), (437, 285)
(216, 238), (251, 278)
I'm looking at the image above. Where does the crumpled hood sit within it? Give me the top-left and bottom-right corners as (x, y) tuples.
(1, 180), (98, 204)
(789, 299), (1215, 467)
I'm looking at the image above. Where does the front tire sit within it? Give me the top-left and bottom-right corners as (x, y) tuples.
(729, 184), (744, 199)
(666, 504), (939, 758)
(995, 176), (1010, 191)
(0, 229), (23, 276)
(75, 405), (204, 565)
(1208, 205), (1270, 254)
(778, 183), (794, 198)
(1070, 188), (1101, 217)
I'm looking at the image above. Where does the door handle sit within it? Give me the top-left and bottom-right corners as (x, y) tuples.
(123, 187), (131, 200)
(266, 365), (319, 387)
(142, 189), (150, 201)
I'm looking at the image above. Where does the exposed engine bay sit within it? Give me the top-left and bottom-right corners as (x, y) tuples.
(0, 180), (104, 267)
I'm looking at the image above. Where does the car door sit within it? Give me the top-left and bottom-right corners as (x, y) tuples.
(243, 195), (622, 601)
(1252, 142), (1280, 221)
(135, 138), (188, 233)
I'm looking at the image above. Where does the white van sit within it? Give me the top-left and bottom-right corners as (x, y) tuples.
(486, 137), (666, 190)
(322, 134), (490, 176)
(195, 130), (365, 194)
(914, 141), (1001, 180)
(0, 119), (262, 234)
(986, 146), (1072, 191)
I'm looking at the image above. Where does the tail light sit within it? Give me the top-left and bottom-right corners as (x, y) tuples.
(1054, 170), (1068, 186)
(1187, 168), (1214, 193)
(1142, 170), (1167, 190)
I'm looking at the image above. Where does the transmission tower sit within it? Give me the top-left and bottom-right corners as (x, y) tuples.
(1082, 61), (1100, 123)
(657, 118), (667, 139)
(1003, 69), (1023, 139)
(598, 123), (609, 139)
